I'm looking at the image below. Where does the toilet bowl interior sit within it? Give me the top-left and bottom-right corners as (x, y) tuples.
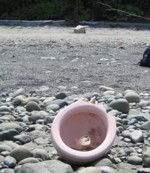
(60, 111), (107, 151)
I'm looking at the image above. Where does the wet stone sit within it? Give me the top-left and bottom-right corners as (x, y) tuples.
(3, 155), (17, 168)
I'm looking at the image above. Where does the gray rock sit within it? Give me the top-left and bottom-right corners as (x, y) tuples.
(143, 148), (150, 167)
(130, 130), (144, 143)
(94, 158), (115, 168)
(2, 141), (19, 150)
(77, 167), (100, 173)
(122, 130), (131, 138)
(3, 155), (17, 168)
(11, 88), (25, 98)
(0, 122), (23, 132)
(14, 160), (73, 173)
(99, 86), (114, 92)
(13, 134), (31, 144)
(46, 99), (68, 108)
(32, 149), (50, 161)
(125, 91), (140, 103)
(98, 166), (117, 173)
(127, 156), (142, 165)
(0, 129), (19, 140)
(74, 25), (86, 33)
(103, 90), (115, 96)
(109, 99), (129, 113)
(10, 146), (33, 163)
(13, 96), (23, 106)
(0, 106), (11, 112)
(128, 118), (137, 125)
(0, 144), (12, 152)
(26, 101), (41, 112)
(137, 168), (150, 173)
(29, 111), (49, 123)
(0, 155), (4, 162)
(141, 121), (150, 130)
(18, 157), (39, 165)
(46, 104), (60, 111)
(0, 168), (14, 173)
(55, 92), (67, 99)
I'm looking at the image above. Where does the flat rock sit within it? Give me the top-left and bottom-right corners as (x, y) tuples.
(143, 148), (150, 167)
(130, 130), (144, 143)
(14, 160), (73, 173)
(127, 156), (142, 165)
(18, 157), (39, 165)
(0, 122), (23, 133)
(10, 146), (33, 163)
(137, 168), (150, 173)
(29, 111), (49, 123)
(109, 99), (129, 113)
(77, 167), (100, 173)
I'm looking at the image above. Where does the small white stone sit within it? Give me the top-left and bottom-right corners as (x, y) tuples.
(74, 25), (86, 33)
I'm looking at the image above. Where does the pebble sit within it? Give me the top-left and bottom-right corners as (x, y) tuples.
(74, 25), (86, 33)
(26, 101), (41, 112)
(10, 146), (33, 163)
(143, 148), (150, 167)
(18, 157), (40, 165)
(109, 99), (129, 113)
(13, 134), (31, 144)
(29, 111), (49, 123)
(32, 149), (50, 161)
(99, 166), (117, 173)
(130, 130), (144, 143)
(14, 160), (73, 173)
(124, 91), (140, 103)
(3, 155), (17, 168)
(127, 156), (142, 165)
(0, 122), (23, 132)
(77, 167), (99, 173)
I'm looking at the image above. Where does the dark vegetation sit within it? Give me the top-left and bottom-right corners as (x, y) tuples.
(0, 0), (150, 24)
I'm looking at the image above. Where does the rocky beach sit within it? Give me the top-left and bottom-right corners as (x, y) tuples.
(0, 23), (150, 173)
(0, 86), (150, 173)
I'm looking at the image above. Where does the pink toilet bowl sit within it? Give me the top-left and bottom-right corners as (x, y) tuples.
(51, 100), (116, 164)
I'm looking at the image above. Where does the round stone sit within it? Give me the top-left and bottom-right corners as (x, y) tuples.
(29, 111), (49, 123)
(32, 149), (50, 161)
(26, 101), (41, 112)
(128, 156), (142, 165)
(10, 146), (33, 163)
(46, 104), (60, 112)
(109, 99), (129, 113)
(125, 91), (140, 103)
(4, 155), (17, 168)
(55, 92), (67, 99)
